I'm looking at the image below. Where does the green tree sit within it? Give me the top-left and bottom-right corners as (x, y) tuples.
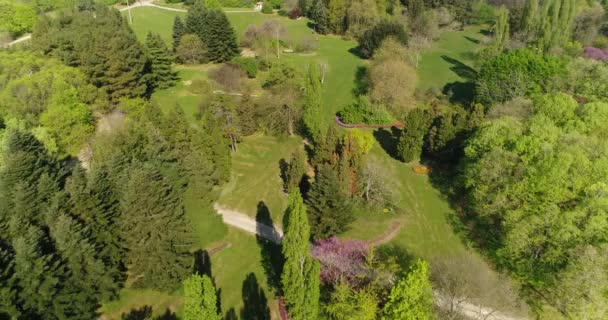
(327, 0), (347, 34)
(39, 99), (94, 157)
(172, 16), (186, 51)
(358, 20), (408, 58)
(311, 0), (330, 34)
(302, 64), (326, 143)
(262, 1), (274, 14)
(382, 259), (435, 320)
(284, 150), (307, 193)
(146, 32), (176, 90)
(205, 10), (240, 62)
(120, 164), (194, 291)
(176, 34), (207, 64)
(537, 0), (576, 53)
(306, 163), (354, 239)
(397, 108), (432, 162)
(183, 273), (221, 320)
(494, 6), (509, 52)
(281, 190), (321, 320)
(325, 281), (378, 320)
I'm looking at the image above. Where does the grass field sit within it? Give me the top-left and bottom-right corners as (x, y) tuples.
(418, 25), (486, 91)
(99, 288), (182, 319)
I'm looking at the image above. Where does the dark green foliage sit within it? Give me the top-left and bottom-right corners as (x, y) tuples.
(298, 0), (309, 16)
(205, 10), (240, 62)
(120, 163), (194, 291)
(232, 57), (259, 78)
(425, 105), (474, 161)
(32, 4), (149, 102)
(146, 32), (177, 90)
(475, 49), (566, 106)
(358, 20), (408, 58)
(397, 108), (432, 162)
(306, 163), (354, 240)
(338, 96), (395, 125)
(173, 16), (187, 51)
(185, 1), (210, 42)
(284, 150), (307, 193)
(310, 0), (329, 34)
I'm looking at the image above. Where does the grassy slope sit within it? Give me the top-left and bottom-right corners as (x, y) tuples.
(417, 25), (485, 90)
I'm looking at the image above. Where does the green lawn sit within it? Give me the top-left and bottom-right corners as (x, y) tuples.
(99, 288), (182, 319)
(125, 6), (185, 46)
(217, 134), (302, 222)
(418, 25), (486, 91)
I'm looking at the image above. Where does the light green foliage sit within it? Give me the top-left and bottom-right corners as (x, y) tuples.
(328, 0), (347, 34)
(534, 0), (577, 53)
(232, 57), (258, 78)
(183, 274), (221, 320)
(204, 0), (223, 10)
(0, 1), (36, 37)
(462, 93), (608, 294)
(471, 0), (495, 25)
(397, 108), (432, 162)
(382, 259), (435, 320)
(262, 1), (273, 14)
(326, 281), (378, 320)
(281, 190), (320, 320)
(302, 64), (326, 143)
(39, 101), (94, 157)
(567, 58), (608, 101)
(494, 6), (509, 52)
(338, 96), (395, 125)
(348, 129), (374, 155)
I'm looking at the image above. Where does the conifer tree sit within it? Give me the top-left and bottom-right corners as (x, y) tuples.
(382, 259), (435, 320)
(302, 64), (325, 143)
(183, 273), (221, 320)
(311, 0), (330, 34)
(298, 0), (310, 16)
(0, 244), (19, 318)
(281, 190), (321, 320)
(146, 32), (176, 90)
(185, 1), (210, 42)
(237, 94), (258, 136)
(120, 164), (194, 291)
(306, 163), (354, 239)
(494, 6), (509, 52)
(328, 0), (347, 34)
(284, 150), (307, 193)
(172, 16), (186, 51)
(397, 108), (432, 163)
(206, 10), (240, 62)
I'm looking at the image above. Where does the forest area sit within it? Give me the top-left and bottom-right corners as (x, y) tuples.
(1, 0), (608, 319)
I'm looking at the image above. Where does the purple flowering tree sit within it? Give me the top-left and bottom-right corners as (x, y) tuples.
(583, 47), (608, 61)
(310, 236), (370, 286)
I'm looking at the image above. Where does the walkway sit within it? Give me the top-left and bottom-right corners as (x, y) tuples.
(213, 204), (283, 244)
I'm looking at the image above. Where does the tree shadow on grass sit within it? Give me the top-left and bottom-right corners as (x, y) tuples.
(120, 306), (177, 320)
(348, 46), (368, 59)
(376, 244), (415, 271)
(353, 66), (369, 96)
(256, 201), (284, 295)
(443, 81), (476, 106)
(224, 308), (238, 320)
(373, 128), (401, 160)
(240, 273), (271, 320)
(464, 36), (481, 44)
(441, 55), (477, 80)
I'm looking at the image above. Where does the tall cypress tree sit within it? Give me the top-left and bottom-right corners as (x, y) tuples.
(120, 163), (194, 291)
(183, 273), (222, 320)
(494, 6), (510, 52)
(302, 64), (325, 143)
(281, 190), (320, 320)
(310, 0), (330, 34)
(173, 16), (186, 51)
(206, 10), (240, 62)
(145, 32), (176, 90)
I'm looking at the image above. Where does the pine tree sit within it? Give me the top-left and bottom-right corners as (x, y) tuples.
(185, 1), (210, 42)
(382, 259), (435, 320)
(327, 0), (347, 34)
(183, 273), (221, 320)
(281, 190), (321, 320)
(311, 0), (330, 34)
(0, 244), (19, 318)
(284, 150), (307, 193)
(120, 164), (194, 291)
(146, 32), (176, 90)
(172, 16), (186, 51)
(306, 163), (354, 239)
(302, 64), (325, 143)
(206, 10), (240, 62)
(298, 0), (309, 16)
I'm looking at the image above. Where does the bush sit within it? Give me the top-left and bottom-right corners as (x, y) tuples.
(358, 21), (408, 58)
(338, 96), (395, 125)
(209, 63), (245, 91)
(294, 36), (319, 53)
(261, 1), (273, 14)
(348, 130), (374, 154)
(288, 7), (301, 19)
(188, 78), (213, 95)
(232, 57), (258, 78)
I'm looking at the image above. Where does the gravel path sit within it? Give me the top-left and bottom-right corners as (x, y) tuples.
(214, 204), (283, 244)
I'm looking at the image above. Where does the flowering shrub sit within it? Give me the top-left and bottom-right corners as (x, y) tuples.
(583, 47), (608, 61)
(311, 236), (370, 286)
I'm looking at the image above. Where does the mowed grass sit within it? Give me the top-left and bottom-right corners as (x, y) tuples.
(417, 25), (486, 90)
(125, 6), (185, 46)
(217, 134), (302, 222)
(211, 227), (280, 319)
(151, 65), (213, 119)
(99, 288), (182, 319)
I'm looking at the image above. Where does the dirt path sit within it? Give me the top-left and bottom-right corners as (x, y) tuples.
(435, 292), (529, 320)
(121, 0), (257, 13)
(213, 204), (283, 244)
(367, 220), (403, 246)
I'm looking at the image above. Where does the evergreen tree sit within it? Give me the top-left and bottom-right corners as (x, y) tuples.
(284, 150), (307, 193)
(327, 0), (347, 34)
(298, 0), (310, 16)
(382, 259), (435, 320)
(494, 6), (510, 52)
(311, 0), (330, 34)
(146, 32), (176, 90)
(183, 273), (221, 320)
(281, 190), (321, 320)
(397, 108), (432, 163)
(237, 94), (258, 136)
(120, 164), (194, 291)
(185, 1), (210, 42)
(302, 64), (325, 143)
(0, 243), (19, 318)
(206, 11), (240, 62)
(172, 16), (186, 51)
(306, 163), (354, 239)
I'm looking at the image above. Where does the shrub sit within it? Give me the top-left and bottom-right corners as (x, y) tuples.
(348, 130), (374, 154)
(358, 21), (408, 58)
(232, 57), (258, 78)
(294, 36), (319, 53)
(593, 36), (608, 49)
(261, 1), (273, 14)
(338, 96), (395, 125)
(288, 7), (301, 19)
(583, 47), (608, 61)
(209, 63), (244, 91)
(188, 78), (213, 95)
(311, 236), (370, 286)
(176, 34), (207, 64)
